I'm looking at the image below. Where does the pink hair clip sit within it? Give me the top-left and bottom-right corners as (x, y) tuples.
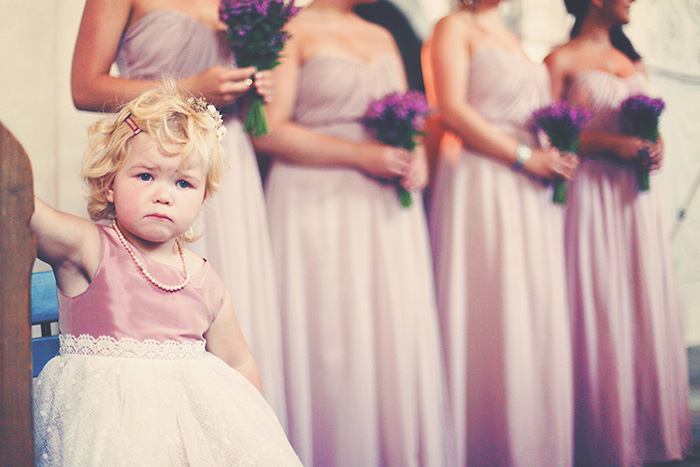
(124, 114), (141, 135)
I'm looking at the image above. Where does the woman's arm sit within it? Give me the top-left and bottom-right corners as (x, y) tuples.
(31, 197), (102, 297)
(251, 20), (413, 181)
(204, 289), (263, 393)
(71, 0), (265, 111)
(429, 15), (575, 180)
(543, 43), (580, 103)
(577, 131), (662, 168)
(430, 16), (517, 162)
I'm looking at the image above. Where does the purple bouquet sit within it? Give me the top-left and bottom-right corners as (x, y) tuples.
(220, 0), (301, 136)
(532, 101), (592, 204)
(361, 91), (432, 208)
(619, 94), (665, 191)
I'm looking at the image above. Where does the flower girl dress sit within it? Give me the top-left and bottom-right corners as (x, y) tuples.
(34, 225), (301, 466)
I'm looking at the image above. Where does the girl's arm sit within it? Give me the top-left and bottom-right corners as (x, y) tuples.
(429, 15), (575, 180)
(71, 0), (265, 111)
(31, 197), (102, 297)
(204, 289), (263, 393)
(251, 20), (413, 182)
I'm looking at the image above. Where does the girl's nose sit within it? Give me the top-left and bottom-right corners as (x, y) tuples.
(153, 185), (173, 205)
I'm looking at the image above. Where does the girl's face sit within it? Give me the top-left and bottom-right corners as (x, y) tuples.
(107, 134), (206, 247)
(602, 0), (634, 25)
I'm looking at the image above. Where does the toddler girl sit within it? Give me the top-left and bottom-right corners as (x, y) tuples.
(32, 82), (301, 466)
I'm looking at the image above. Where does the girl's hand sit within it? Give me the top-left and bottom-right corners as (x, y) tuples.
(401, 148), (429, 191)
(359, 144), (412, 180)
(523, 148), (579, 180)
(182, 65), (259, 107)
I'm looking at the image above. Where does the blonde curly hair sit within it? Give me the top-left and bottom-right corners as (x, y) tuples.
(81, 80), (227, 242)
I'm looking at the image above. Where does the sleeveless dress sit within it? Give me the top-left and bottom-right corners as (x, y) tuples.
(33, 225), (301, 466)
(115, 10), (287, 426)
(564, 70), (691, 465)
(265, 55), (451, 467)
(428, 47), (573, 466)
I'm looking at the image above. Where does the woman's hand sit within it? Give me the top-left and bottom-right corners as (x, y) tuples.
(610, 135), (663, 170)
(182, 65), (259, 107)
(523, 148), (579, 180)
(649, 137), (664, 171)
(252, 70), (274, 103)
(359, 144), (412, 180)
(401, 147), (429, 191)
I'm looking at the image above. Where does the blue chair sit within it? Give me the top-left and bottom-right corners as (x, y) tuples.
(31, 270), (60, 377)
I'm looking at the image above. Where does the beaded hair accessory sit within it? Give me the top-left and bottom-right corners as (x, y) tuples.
(187, 97), (227, 141)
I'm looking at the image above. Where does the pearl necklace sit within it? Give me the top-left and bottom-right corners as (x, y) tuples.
(111, 221), (191, 292)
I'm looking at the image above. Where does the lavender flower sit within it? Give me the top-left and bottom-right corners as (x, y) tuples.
(531, 101), (592, 204)
(362, 91), (432, 207)
(219, 0), (301, 136)
(532, 101), (592, 153)
(619, 94), (665, 192)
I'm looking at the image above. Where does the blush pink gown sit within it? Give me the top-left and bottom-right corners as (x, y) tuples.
(264, 54), (451, 467)
(33, 225), (300, 465)
(564, 70), (691, 466)
(114, 10), (287, 426)
(428, 47), (573, 466)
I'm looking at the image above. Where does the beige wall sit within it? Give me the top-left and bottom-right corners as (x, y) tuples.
(0, 0), (93, 219)
(2, 0), (699, 343)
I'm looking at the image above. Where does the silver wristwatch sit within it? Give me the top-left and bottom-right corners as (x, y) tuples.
(513, 143), (532, 170)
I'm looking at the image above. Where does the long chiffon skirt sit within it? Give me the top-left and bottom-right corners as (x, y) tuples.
(266, 162), (451, 467)
(429, 147), (573, 466)
(566, 157), (691, 465)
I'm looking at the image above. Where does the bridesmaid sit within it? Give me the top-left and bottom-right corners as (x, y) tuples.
(424, 0), (578, 465)
(252, 0), (451, 465)
(545, 0), (691, 464)
(70, 0), (288, 427)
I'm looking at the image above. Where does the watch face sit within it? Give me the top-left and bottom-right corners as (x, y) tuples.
(516, 144), (532, 165)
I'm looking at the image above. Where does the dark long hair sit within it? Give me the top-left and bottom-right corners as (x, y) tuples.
(564, 0), (641, 62)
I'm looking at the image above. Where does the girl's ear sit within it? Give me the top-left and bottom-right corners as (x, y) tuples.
(106, 183), (115, 203)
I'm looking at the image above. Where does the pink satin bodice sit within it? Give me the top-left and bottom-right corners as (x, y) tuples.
(58, 225), (226, 343)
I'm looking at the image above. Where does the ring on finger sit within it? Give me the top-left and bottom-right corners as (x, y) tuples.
(244, 78), (253, 86)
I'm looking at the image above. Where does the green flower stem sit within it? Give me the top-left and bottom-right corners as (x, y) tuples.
(244, 94), (269, 137)
(553, 180), (567, 205)
(636, 131), (657, 193)
(395, 138), (417, 208)
(398, 184), (412, 208)
(550, 141), (578, 205)
(637, 168), (650, 191)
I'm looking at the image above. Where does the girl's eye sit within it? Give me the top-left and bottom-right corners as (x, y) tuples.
(177, 180), (192, 189)
(138, 173), (152, 181)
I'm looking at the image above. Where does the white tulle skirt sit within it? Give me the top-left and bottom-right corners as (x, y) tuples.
(34, 335), (301, 466)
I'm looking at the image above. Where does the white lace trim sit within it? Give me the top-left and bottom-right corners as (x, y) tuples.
(59, 334), (205, 360)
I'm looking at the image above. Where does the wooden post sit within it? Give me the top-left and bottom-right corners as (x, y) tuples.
(0, 121), (36, 466)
